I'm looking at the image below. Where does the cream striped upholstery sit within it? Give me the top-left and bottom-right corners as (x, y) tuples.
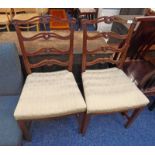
(82, 68), (149, 113)
(14, 70), (86, 120)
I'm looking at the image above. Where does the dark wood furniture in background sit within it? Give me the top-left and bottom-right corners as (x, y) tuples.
(123, 16), (155, 111)
(80, 16), (149, 134)
(145, 8), (155, 16)
(110, 13), (155, 110)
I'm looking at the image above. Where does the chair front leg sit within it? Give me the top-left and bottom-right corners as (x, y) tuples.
(80, 113), (90, 135)
(18, 120), (31, 141)
(124, 107), (144, 128)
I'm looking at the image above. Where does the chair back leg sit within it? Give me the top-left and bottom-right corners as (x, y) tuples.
(125, 107), (144, 128)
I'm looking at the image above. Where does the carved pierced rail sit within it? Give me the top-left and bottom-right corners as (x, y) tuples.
(82, 16), (137, 71)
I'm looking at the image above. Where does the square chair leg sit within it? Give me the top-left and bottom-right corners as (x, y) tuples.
(18, 120), (31, 141)
(80, 113), (90, 135)
(125, 107), (144, 128)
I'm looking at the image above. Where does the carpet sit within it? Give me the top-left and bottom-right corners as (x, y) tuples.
(49, 9), (69, 30)
(23, 107), (155, 146)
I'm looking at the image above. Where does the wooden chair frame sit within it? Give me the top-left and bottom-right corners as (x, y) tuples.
(13, 15), (80, 140)
(0, 8), (12, 31)
(80, 16), (144, 135)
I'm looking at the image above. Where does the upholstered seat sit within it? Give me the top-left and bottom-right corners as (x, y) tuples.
(82, 68), (149, 114)
(14, 70), (86, 120)
(13, 16), (83, 140)
(80, 17), (149, 134)
(13, 13), (39, 20)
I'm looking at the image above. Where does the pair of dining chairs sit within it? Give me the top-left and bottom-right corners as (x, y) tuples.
(13, 15), (149, 140)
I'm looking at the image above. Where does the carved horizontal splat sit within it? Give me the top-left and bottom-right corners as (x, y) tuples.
(82, 15), (135, 26)
(87, 45), (121, 54)
(22, 32), (71, 41)
(87, 32), (127, 40)
(86, 58), (119, 66)
(30, 59), (69, 68)
(26, 48), (69, 56)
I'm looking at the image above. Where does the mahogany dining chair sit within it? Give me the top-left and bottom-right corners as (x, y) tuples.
(80, 16), (149, 134)
(13, 15), (86, 140)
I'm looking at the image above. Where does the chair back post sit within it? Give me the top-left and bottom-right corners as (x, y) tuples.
(82, 19), (88, 72)
(13, 21), (32, 74)
(68, 18), (76, 71)
(118, 20), (137, 69)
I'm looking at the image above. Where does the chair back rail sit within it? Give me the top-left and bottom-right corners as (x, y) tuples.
(13, 15), (76, 74)
(82, 16), (137, 72)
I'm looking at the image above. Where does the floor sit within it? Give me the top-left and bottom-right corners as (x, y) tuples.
(23, 106), (155, 146)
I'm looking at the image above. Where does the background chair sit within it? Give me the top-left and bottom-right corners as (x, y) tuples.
(0, 42), (23, 145)
(12, 8), (40, 31)
(13, 15), (86, 140)
(77, 8), (98, 30)
(123, 16), (155, 111)
(80, 16), (149, 134)
(0, 8), (12, 31)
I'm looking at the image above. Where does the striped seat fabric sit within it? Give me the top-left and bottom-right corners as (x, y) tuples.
(14, 70), (86, 120)
(82, 68), (149, 113)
